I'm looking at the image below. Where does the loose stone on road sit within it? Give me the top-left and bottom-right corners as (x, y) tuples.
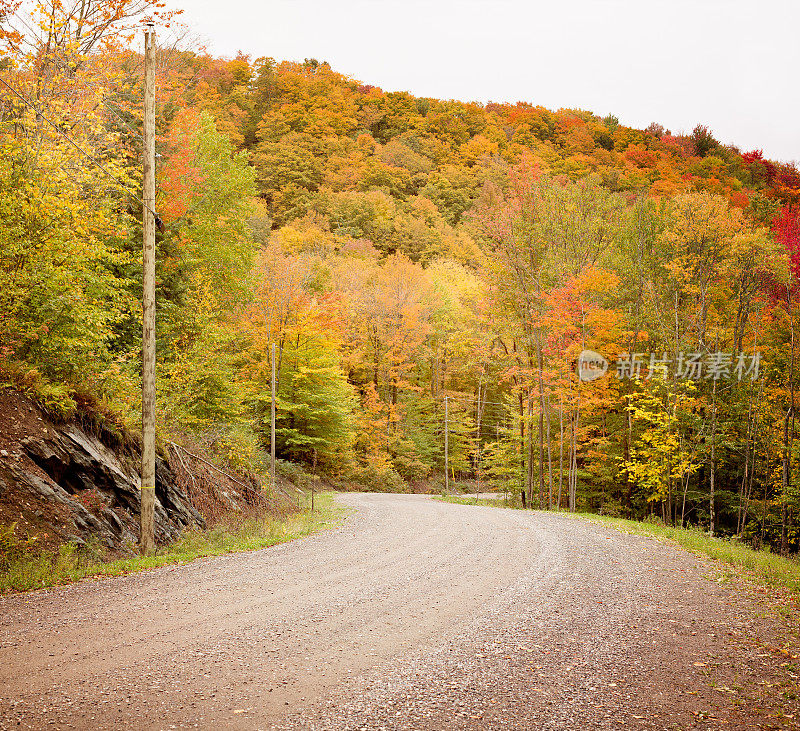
(0, 494), (797, 729)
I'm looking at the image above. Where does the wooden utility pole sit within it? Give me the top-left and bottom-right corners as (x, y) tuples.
(475, 382), (482, 502)
(140, 24), (157, 555)
(271, 342), (276, 487)
(475, 378), (486, 502)
(444, 396), (449, 493)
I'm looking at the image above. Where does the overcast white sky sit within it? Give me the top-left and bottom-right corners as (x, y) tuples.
(178, 0), (799, 163)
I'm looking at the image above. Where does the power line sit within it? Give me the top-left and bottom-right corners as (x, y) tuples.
(0, 75), (159, 221)
(437, 395), (510, 408)
(411, 392), (514, 408)
(6, 10), (148, 144)
(5, 11), (209, 220)
(5, 11), (212, 222)
(5, 10), (172, 159)
(103, 99), (146, 143)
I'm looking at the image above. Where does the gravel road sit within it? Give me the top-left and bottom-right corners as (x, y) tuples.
(1, 493), (797, 730)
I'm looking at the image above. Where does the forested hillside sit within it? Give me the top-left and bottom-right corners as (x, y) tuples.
(2, 0), (799, 552)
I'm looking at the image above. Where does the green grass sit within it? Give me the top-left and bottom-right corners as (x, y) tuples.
(435, 494), (517, 509)
(0, 492), (346, 594)
(434, 494), (800, 596)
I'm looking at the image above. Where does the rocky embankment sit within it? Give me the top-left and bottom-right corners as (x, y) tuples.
(0, 389), (205, 551)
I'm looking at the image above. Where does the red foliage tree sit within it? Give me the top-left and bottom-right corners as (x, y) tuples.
(773, 205), (800, 278)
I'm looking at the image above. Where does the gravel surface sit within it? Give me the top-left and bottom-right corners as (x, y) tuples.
(1, 493), (797, 730)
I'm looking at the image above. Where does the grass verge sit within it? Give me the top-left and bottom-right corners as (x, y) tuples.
(434, 494), (800, 596)
(1, 492), (346, 594)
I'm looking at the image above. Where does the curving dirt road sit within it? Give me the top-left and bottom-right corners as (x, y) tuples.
(1, 494), (797, 730)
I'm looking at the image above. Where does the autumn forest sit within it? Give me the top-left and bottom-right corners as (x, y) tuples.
(2, 0), (800, 554)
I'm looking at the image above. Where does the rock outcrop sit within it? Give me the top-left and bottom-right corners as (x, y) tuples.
(0, 389), (205, 550)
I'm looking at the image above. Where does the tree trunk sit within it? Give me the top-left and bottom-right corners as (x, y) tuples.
(680, 471), (690, 528)
(536, 332), (546, 509)
(625, 408), (633, 518)
(781, 281), (795, 555)
(519, 394), (526, 507)
(558, 390), (564, 510)
(527, 395), (536, 508)
(570, 394), (581, 512)
(475, 379), (484, 498)
(545, 391), (553, 510)
(667, 475), (673, 527)
(709, 377), (718, 535)
(759, 444), (770, 550)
